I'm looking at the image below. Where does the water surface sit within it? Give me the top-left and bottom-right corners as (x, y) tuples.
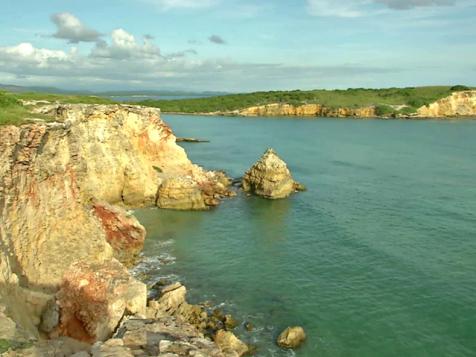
(136, 115), (476, 357)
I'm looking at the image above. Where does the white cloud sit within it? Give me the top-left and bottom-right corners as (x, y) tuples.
(145, 0), (217, 10)
(91, 29), (161, 59)
(375, 0), (454, 9)
(307, 0), (368, 17)
(307, 0), (457, 17)
(51, 12), (101, 43)
(1, 43), (72, 68)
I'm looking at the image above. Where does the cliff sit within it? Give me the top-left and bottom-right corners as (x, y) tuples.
(228, 103), (376, 117)
(417, 90), (476, 117)
(0, 103), (232, 347)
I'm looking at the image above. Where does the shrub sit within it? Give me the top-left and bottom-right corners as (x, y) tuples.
(375, 105), (395, 116)
(450, 85), (470, 91)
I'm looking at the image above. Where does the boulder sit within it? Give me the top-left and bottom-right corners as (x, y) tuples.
(276, 326), (306, 349)
(214, 330), (248, 356)
(109, 316), (225, 357)
(156, 177), (207, 210)
(56, 259), (147, 343)
(92, 202), (146, 266)
(242, 148), (303, 199)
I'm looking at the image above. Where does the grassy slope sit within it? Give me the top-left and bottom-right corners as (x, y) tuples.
(0, 91), (116, 126)
(139, 86), (470, 115)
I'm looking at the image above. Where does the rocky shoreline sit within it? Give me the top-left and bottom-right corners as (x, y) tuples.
(160, 90), (476, 119)
(0, 103), (304, 356)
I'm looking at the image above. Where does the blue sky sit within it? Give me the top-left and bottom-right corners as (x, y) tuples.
(0, 0), (475, 91)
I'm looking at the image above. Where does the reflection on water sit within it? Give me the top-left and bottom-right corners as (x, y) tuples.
(244, 195), (292, 243)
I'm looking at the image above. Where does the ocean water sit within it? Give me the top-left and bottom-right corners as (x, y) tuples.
(135, 115), (476, 357)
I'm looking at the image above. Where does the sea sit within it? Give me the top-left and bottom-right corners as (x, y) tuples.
(134, 114), (476, 357)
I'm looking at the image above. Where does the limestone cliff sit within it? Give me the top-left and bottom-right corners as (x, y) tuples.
(0, 103), (231, 342)
(226, 103), (376, 117)
(417, 90), (476, 117)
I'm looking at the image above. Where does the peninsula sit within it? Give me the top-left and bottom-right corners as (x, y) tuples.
(139, 86), (476, 118)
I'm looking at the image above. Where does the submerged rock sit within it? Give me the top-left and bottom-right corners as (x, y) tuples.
(242, 148), (304, 199)
(276, 326), (306, 349)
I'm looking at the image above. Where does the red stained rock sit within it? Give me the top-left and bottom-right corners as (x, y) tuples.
(93, 202), (146, 266)
(56, 259), (146, 343)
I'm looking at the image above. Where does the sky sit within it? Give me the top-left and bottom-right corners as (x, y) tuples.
(0, 0), (475, 92)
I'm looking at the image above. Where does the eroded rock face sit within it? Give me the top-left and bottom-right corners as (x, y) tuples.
(417, 91), (476, 117)
(56, 259), (146, 343)
(276, 326), (306, 349)
(92, 202), (146, 266)
(232, 103), (376, 117)
(242, 148), (304, 199)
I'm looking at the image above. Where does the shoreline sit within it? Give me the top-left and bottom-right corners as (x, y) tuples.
(0, 103), (251, 356)
(160, 111), (476, 120)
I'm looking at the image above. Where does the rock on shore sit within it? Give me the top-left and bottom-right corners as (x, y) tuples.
(242, 148), (304, 199)
(417, 90), (476, 117)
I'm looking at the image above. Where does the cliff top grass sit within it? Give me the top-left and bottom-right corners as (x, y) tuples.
(138, 85), (474, 114)
(0, 91), (116, 126)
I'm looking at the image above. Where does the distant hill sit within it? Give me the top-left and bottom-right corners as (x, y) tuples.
(0, 83), (228, 99)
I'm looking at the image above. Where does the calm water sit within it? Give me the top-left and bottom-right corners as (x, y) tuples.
(135, 115), (476, 357)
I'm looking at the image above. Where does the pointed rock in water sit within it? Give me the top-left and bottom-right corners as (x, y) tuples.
(242, 148), (304, 199)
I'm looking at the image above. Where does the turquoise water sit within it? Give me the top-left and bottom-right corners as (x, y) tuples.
(135, 115), (476, 357)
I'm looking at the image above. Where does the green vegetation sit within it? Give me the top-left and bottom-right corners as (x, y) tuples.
(0, 91), (116, 126)
(139, 86), (474, 115)
(0, 339), (33, 353)
(0, 92), (31, 125)
(450, 85), (471, 91)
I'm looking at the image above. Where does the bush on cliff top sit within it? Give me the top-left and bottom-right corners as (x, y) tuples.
(0, 91), (30, 126)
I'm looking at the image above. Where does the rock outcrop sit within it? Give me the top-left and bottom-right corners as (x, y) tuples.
(417, 90), (476, 117)
(242, 148), (304, 199)
(0, 103), (233, 349)
(92, 202), (146, 266)
(2, 280), (248, 356)
(226, 103), (376, 117)
(276, 326), (306, 349)
(55, 259), (146, 343)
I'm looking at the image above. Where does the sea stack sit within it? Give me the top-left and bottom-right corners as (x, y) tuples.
(242, 148), (305, 199)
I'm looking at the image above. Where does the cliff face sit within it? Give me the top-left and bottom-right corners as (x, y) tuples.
(0, 104), (229, 340)
(229, 103), (376, 117)
(417, 91), (476, 117)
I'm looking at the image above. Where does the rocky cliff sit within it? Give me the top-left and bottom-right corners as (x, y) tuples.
(417, 90), (476, 117)
(0, 103), (232, 348)
(226, 103), (376, 117)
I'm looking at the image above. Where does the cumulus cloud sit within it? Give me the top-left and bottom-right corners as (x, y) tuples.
(91, 29), (161, 59)
(0, 43), (72, 68)
(51, 12), (101, 43)
(374, 0), (455, 9)
(0, 37), (403, 91)
(146, 0), (217, 10)
(307, 0), (456, 17)
(209, 35), (226, 45)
